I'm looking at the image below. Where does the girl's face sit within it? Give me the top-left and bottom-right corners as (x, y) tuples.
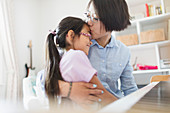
(73, 24), (92, 55)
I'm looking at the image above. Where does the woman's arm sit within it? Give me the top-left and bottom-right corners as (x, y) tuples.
(121, 59), (138, 96)
(59, 80), (104, 105)
(90, 75), (118, 107)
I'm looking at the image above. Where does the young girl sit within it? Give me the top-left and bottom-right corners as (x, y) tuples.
(45, 17), (117, 109)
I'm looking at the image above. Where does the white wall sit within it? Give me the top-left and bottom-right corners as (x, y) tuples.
(39, 0), (89, 72)
(12, 0), (89, 81)
(12, 0), (41, 79)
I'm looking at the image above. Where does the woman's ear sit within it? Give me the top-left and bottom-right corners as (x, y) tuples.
(66, 30), (75, 45)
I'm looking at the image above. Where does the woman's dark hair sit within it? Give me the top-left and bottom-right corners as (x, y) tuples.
(87, 0), (131, 31)
(45, 16), (87, 105)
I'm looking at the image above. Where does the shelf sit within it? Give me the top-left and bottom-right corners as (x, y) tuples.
(131, 13), (170, 24)
(128, 40), (170, 49)
(133, 69), (170, 74)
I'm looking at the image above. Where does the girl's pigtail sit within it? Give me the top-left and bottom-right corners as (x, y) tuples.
(45, 32), (63, 104)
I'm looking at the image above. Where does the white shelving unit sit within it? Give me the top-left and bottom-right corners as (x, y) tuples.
(127, 0), (165, 14)
(113, 13), (170, 43)
(113, 0), (170, 85)
(133, 69), (170, 74)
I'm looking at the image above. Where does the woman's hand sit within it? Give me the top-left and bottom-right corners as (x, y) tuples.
(89, 76), (118, 107)
(70, 82), (104, 105)
(59, 80), (103, 105)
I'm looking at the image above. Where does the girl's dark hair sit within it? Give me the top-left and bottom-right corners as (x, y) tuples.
(45, 17), (87, 105)
(87, 0), (131, 32)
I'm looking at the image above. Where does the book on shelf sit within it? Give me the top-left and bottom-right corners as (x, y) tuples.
(145, 3), (162, 17)
(155, 5), (162, 15)
(149, 5), (153, 16)
(145, 3), (149, 17)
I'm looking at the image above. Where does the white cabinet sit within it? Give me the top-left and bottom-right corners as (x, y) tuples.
(113, 0), (170, 85)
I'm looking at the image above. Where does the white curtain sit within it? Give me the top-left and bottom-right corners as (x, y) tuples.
(0, 0), (20, 103)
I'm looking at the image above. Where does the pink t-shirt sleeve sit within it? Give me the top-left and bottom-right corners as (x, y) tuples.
(60, 50), (97, 82)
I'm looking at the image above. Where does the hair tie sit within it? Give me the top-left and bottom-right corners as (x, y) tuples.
(49, 30), (56, 35)
(49, 29), (59, 45)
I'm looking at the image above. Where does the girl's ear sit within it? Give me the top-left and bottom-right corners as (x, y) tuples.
(66, 30), (75, 45)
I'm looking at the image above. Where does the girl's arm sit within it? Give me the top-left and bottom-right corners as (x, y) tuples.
(89, 75), (118, 107)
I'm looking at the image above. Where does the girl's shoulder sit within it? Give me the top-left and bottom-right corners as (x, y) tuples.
(61, 49), (88, 63)
(65, 49), (86, 58)
(60, 49), (90, 68)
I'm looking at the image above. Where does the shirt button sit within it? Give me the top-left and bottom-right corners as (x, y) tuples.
(120, 64), (122, 66)
(102, 60), (105, 63)
(103, 74), (106, 76)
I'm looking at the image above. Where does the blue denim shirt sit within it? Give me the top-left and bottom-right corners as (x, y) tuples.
(88, 35), (138, 98)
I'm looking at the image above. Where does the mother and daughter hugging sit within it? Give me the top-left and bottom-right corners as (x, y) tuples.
(36, 0), (138, 111)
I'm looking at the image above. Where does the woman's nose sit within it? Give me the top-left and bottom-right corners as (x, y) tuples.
(88, 20), (93, 26)
(89, 41), (93, 45)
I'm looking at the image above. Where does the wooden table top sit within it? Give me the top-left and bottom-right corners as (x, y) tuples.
(99, 81), (170, 113)
(127, 81), (170, 113)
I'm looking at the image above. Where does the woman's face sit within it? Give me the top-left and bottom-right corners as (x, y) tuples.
(87, 3), (109, 40)
(73, 24), (92, 55)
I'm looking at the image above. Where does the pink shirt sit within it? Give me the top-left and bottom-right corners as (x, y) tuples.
(59, 49), (97, 82)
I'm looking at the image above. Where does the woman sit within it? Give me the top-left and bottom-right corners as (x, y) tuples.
(86, 0), (138, 98)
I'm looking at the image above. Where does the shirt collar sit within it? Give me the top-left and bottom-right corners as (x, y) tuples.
(90, 35), (119, 48)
